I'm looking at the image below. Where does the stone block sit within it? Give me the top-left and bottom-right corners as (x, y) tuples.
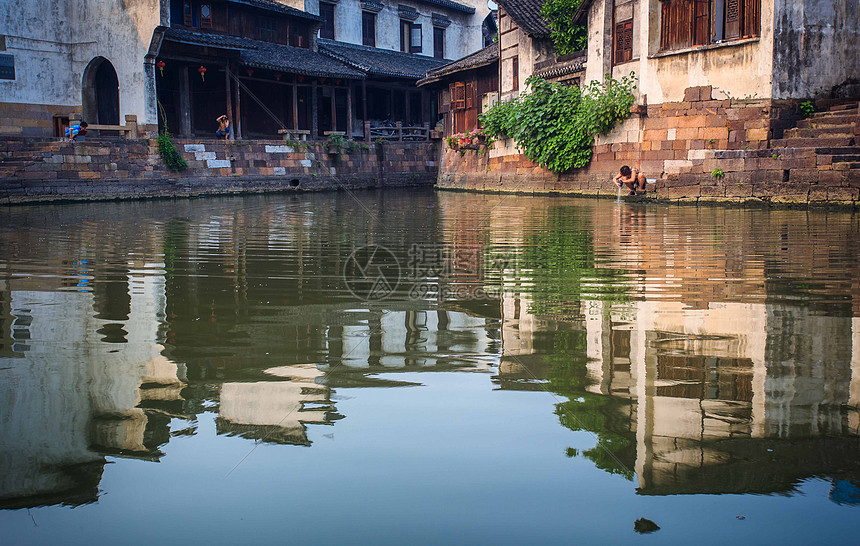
(684, 87), (700, 102)
(184, 144), (205, 152)
(206, 159), (231, 168)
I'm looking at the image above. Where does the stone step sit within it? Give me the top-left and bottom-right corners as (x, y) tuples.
(771, 136), (855, 148)
(797, 115), (857, 128)
(815, 146), (860, 155)
(827, 103), (859, 112)
(784, 127), (855, 138)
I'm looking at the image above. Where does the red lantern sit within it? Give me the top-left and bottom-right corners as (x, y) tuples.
(198, 65), (207, 81)
(274, 73), (282, 81)
(334, 79), (341, 85)
(246, 68), (255, 76)
(319, 77), (326, 84)
(156, 60), (166, 77)
(297, 75), (305, 82)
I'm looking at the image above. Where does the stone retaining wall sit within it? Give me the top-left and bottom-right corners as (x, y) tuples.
(0, 137), (439, 204)
(437, 87), (860, 206)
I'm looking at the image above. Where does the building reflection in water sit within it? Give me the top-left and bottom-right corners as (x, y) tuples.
(2, 193), (860, 511)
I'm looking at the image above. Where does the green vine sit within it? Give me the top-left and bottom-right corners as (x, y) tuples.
(540, 0), (588, 55)
(157, 100), (188, 172)
(480, 74), (637, 173)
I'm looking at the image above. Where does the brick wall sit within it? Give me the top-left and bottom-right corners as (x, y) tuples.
(0, 137), (438, 204)
(438, 86), (860, 206)
(0, 102), (79, 137)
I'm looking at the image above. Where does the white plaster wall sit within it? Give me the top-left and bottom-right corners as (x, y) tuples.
(586, 0), (776, 102)
(318, 0), (489, 59)
(0, 0), (162, 124)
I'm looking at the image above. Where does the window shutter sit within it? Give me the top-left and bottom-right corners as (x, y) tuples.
(742, 0), (760, 36)
(452, 82), (465, 111)
(183, 1), (193, 26)
(693, 0), (710, 45)
(410, 23), (422, 53)
(465, 82), (475, 109)
(725, 0), (740, 38)
(615, 19), (633, 63)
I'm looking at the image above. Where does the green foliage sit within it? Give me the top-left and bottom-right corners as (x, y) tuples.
(480, 74), (637, 173)
(327, 133), (346, 149)
(711, 168), (724, 179)
(540, 0), (588, 55)
(157, 132), (188, 172)
(800, 100), (815, 118)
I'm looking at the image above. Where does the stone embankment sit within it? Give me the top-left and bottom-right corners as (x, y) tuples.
(438, 90), (860, 207)
(0, 137), (438, 204)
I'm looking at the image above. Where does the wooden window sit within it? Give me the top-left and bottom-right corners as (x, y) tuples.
(257, 16), (277, 42)
(451, 82), (465, 111)
(614, 19), (633, 63)
(183, 1), (194, 26)
(319, 2), (335, 40)
(433, 27), (445, 59)
(693, 0), (710, 45)
(199, 2), (212, 28)
(362, 11), (376, 47)
(465, 82), (475, 109)
(410, 23), (422, 53)
(511, 56), (519, 91)
(660, 0), (759, 50)
(401, 20), (422, 53)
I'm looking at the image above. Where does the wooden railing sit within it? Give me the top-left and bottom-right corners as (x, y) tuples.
(68, 114), (140, 138)
(364, 122), (430, 142)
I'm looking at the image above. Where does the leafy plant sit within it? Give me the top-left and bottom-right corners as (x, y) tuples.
(711, 168), (724, 179)
(480, 74), (637, 173)
(540, 0), (588, 55)
(800, 100), (815, 118)
(157, 132), (188, 172)
(327, 133), (346, 149)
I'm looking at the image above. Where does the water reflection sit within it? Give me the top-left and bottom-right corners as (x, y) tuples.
(0, 191), (859, 517)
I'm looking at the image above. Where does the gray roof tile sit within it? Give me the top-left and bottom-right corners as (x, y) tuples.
(496, 0), (551, 37)
(318, 39), (449, 79)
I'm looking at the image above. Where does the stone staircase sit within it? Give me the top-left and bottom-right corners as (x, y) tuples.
(771, 102), (860, 172)
(0, 138), (67, 179)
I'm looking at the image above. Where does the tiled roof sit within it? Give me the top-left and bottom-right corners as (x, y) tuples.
(318, 39), (449, 79)
(496, 0), (551, 38)
(225, 0), (324, 21)
(163, 29), (365, 79)
(414, 0), (476, 14)
(417, 43), (498, 85)
(533, 53), (586, 79)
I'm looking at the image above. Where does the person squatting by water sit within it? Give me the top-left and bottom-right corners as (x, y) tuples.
(66, 121), (88, 141)
(215, 115), (232, 140)
(613, 165), (647, 195)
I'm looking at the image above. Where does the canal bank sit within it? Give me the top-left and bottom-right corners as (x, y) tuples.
(0, 136), (438, 204)
(437, 93), (860, 207)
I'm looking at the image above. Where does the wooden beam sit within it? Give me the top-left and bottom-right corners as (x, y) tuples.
(225, 63), (234, 140)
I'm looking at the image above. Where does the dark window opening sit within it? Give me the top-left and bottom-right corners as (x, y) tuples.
(320, 2), (335, 40)
(199, 2), (212, 28)
(257, 16), (277, 42)
(433, 27), (445, 59)
(362, 11), (376, 47)
(511, 56), (519, 91)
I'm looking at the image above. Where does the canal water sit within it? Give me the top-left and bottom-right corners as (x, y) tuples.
(0, 189), (858, 543)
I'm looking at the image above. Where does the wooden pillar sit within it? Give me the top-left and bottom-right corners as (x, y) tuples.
(235, 75), (242, 139)
(312, 81), (319, 139)
(179, 65), (192, 136)
(346, 83), (353, 138)
(362, 79), (368, 139)
(420, 89), (426, 124)
(292, 83), (299, 130)
(225, 63), (235, 140)
(330, 86), (337, 132)
(405, 88), (411, 125)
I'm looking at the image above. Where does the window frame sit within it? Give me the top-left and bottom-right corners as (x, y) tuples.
(319, 1), (336, 40)
(362, 11), (376, 47)
(433, 26), (445, 59)
(614, 18), (633, 64)
(659, 0), (760, 52)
